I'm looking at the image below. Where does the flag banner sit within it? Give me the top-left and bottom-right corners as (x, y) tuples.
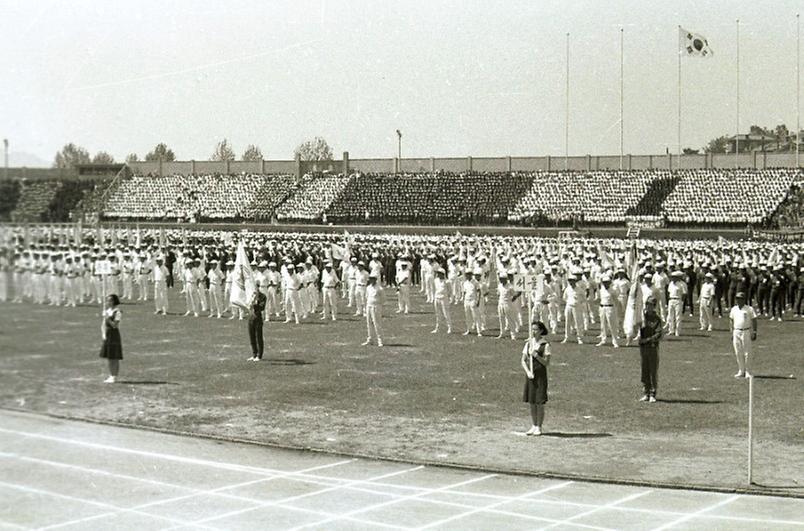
(679, 27), (713, 57)
(135, 225), (142, 248)
(229, 241), (255, 310)
(331, 243), (348, 261)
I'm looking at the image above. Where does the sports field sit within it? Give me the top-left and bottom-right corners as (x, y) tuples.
(0, 288), (801, 495)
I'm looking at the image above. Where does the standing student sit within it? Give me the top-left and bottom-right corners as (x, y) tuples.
(362, 273), (383, 346)
(152, 257), (169, 315)
(698, 273), (715, 331)
(521, 321), (551, 436)
(99, 294), (123, 384)
(729, 291), (757, 378)
(247, 281), (267, 361)
(320, 261), (339, 320)
(638, 297), (663, 402)
(432, 268), (452, 334)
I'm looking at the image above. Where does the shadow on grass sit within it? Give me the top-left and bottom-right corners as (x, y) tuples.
(262, 358), (315, 366)
(381, 343), (414, 348)
(656, 398), (723, 404)
(117, 380), (180, 385)
(543, 432), (613, 439)
(753, 374), (796, 380)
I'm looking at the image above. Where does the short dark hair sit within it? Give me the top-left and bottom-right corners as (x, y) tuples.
(108, 294), (120, 306)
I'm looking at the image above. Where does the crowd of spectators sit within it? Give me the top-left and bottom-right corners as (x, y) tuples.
(767, 173), (804, 229)
(275, 173), (353, 221)
(4, 167), (799, 227)
(661, 168), (800, 225)
(325, 172), (534, 224)
(10, 180), (62, 222)
(508, 170), (663, 224)
(102, 173), (295, 221)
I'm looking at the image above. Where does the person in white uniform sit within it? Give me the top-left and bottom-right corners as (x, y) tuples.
(362, 273), (383, 347)
(320, 261), (340, 320)
(729, 292), (757, 378)
(698, 273), (715, 332)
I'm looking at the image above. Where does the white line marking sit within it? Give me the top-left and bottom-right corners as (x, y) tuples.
(287, 472), (498, 531)
(34, 457), (355, 531)
(651, 494), (740, 531)
(173, 465), (426, 530)
(0, 427), (349, 479)
(539, 489), (654, 530)
(418, 480), (578, 530)
(0, 480), (216, 531)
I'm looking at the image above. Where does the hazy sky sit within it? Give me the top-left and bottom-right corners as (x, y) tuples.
(1, 0), (801, 165)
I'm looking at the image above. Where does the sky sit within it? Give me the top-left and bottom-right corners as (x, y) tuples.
(0, 0), (801, 166)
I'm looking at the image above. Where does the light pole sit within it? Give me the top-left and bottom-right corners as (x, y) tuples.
(3, 138), (7, 179)
(396, 129), (402, 173)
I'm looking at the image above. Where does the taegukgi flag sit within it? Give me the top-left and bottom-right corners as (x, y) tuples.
(229, 240), (255, 309)
(679, 27), (713, 57)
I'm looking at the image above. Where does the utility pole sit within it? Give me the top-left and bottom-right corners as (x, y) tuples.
(396, 129), (402, 173)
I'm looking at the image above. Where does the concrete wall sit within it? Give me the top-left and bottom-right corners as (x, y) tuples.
(74, 150), (804, 179)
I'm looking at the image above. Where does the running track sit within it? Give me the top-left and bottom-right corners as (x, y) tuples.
(0, 410), (801, 530)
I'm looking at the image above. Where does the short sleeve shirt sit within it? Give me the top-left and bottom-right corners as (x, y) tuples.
(729, 305), (756, 329)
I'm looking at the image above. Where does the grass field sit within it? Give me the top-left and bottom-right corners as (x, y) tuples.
(1, 287), (802, 495)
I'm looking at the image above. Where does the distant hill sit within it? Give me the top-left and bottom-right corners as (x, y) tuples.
(9, 151), (50, 168)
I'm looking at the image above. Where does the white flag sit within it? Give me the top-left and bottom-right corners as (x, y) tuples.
(229, 241), (255, 309)
(679, 27), (713, 57)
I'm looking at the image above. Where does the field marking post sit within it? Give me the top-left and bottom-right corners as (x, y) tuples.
(748, 374), (754, 485)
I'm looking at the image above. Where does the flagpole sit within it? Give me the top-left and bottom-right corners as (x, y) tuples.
(736, 19), (740, 166)
(620, 27), (624, 170)
(565, 32), (570, 171)
(677, 25), (682, 171)
(797, 13), (800, 168)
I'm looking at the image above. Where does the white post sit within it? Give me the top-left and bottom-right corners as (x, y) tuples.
(620, 27), (624, 171)
(565, 32), (570, 171)
(736, 19), (741, 166)
(748, 374), (754, 485)
(677, 25), (682, 171)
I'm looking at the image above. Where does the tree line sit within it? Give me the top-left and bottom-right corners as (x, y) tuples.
(686, 123), (798, 154)
(52, 137), (334, 169)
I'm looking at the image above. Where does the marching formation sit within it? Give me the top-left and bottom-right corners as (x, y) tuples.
(1, 226), (802, 385)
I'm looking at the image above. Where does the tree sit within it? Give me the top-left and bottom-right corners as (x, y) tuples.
(125, 153), (139, 163)
(92, 151), (115, 164)
(53, 143), (91, 169)
(211, 138), (236, 161)
(774, 124), (789, 150)
(682, 147), (699, 155)
(704, 136), (730, 154)
(242, 144), (263, 161)
(145, 143), (176, 161)
(294, 136), (333, 161)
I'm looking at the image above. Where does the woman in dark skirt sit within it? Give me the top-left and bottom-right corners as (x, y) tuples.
(521, 321), (551, 435)
(99, 294), (123, 383)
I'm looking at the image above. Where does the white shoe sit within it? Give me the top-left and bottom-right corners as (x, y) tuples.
(649, 396), (656, 403)
(431, 329), (438, 334)
(613, 343), (619, 348)
(561, 338), (568, 344)
(496, 334), (504, 339)
(361, 340), (370, 346)
(525, 425), (537, 435)
(744, 371), (752, 378)
(734, 371), (745, 378)
(194, 312), (199, 317)
(463, 331), (470, 336)
(577, 339), (583, 345)
(596, 341), (605, 347)
(639, 395), (649, 402)
(531, 426), (542, 436)
(447, 328), (452, 334)
(699, 327), (705, 331)
(377, 341), (383, 347)
(707, 326), (712, 332)
(247, 356), (255, 361)
(103, 376), (116, 384)
(183, 311), (190, 316)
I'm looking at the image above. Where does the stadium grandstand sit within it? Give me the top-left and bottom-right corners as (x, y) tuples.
(1, 164), (803, 229)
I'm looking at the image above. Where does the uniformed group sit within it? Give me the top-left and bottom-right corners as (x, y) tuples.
(1, 229), (803, 355)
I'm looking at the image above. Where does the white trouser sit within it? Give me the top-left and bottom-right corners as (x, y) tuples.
(321, 287), (337, 319)
(699, 299), (712, 329)
(732, 329), (751, 372)
(154, 282), (168, 312)
(397, 285), (410, 312)
(598, 305), (619, 345)
(667, 299), (682, 334)
(434, 298), (451, 330)
(564, 305), (582, 339)
(464, 302), (480, 333)
(366, 305), (382, 341)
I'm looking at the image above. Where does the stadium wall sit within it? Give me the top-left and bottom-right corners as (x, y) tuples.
(7, 150), (802, 182)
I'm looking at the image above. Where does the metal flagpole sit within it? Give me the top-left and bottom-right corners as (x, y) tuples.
(678, 25), (682, 171)
(797, 13), (800, 168)
(620, 27), (624, 170)
(748, 374), (754, 485)
(736, 19), (740, 165)
(565, 32), (570, 171)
